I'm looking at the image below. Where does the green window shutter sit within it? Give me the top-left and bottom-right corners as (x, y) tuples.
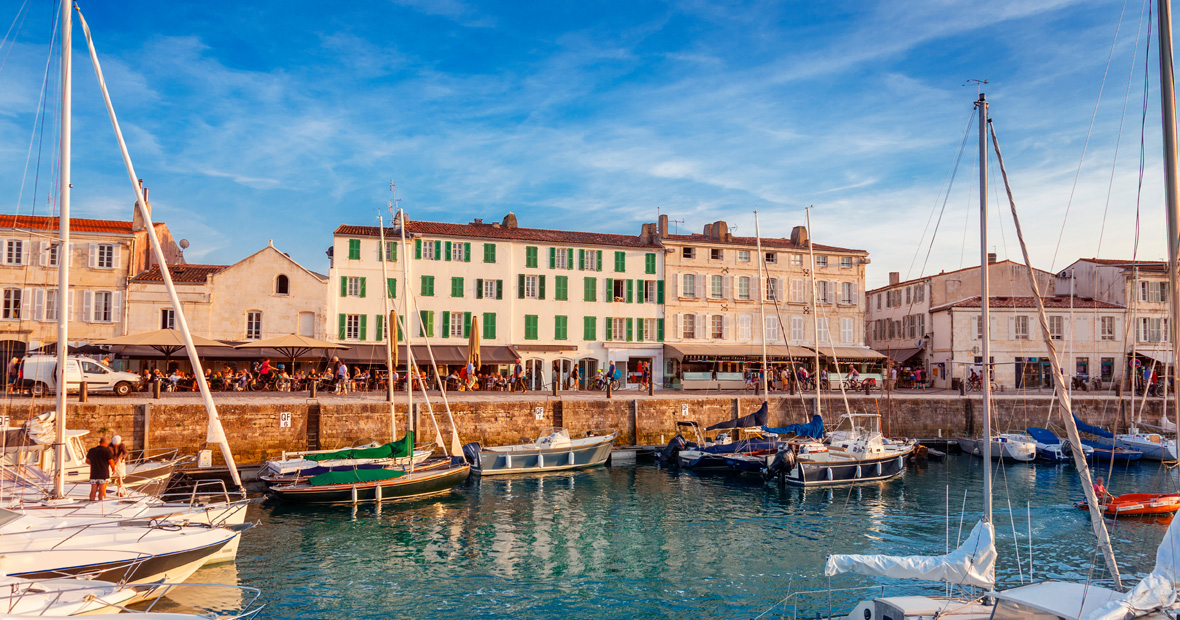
(444, 241), (452, 261)
(626, 279), (633, 303)
(596, 250), (603, 271)
(387, 278), (397, 298)
(584, 316), (596, 340)
(464, 242), (471, 262)
(419, 310), (434, 337)
(340, 276), (348, 297)
(359, 277), (367, 298)
(549, 247), (556, 269)
(415, 239), (422, 259)
(348, 239), (360, 260)
(483, 313), (496, 339)
(555, 276), (567, 301)
(567, 248), (574, 270)
(605, 278), (614, 301)
(518, 274), (525, 299)
(376, 314), (384, 341)
(434, 240), (442, 260)
(637, 280), (645, 303)
(464, 312), (472, 337)
(338, 314), (346, 340)
(359, 314), (368, 340)
(636, 317), (644, 341)
(476, 278), (484, 299)
(555, 315), (567, 340)
(525, 315), (538, 340)
(657, 318), (665, 342)
(614, 251), (625, 273)
(421, 275), (433, 297)
(390, 241), (398, 262)
(626, 318), (633, 342)
(484, 243), (495, 263)
(578, 249), (585, 270)
(657, 280), (665, 304)
(605, 316), (613, 341)
(397, 315), (404, 342)
(646, 253), (656, 274)
(496, 279), (503, 299)
(526, 246), (538, 268)
(451, 277), (464, 298)
(585, 277), (596, 302)
(538, 275), (546, 300)
(441, 311), (450, 338)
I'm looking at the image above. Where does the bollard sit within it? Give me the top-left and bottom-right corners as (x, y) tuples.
(864, 382), (871, 397)
(310, 380), (317, 399)
(607, 380), (613, 400)
(152, 379), (162, 400)
(552, 378), (558, 397)
(79, 381), (88, 403)
(648, 376), (654, 396)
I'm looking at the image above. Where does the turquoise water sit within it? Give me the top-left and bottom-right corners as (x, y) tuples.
(194, 456), (1178, 619)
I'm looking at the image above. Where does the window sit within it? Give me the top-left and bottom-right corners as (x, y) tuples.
(791, 316), (805, 342)
(447, 243), (462, 262)
(840, 282), (855, 305)
(483, 243), (496, 263)
(877, 294), (882, 310)
(737, 250), (750, 262)
(765, 316), (779, 342)
(275, 275), (289, 295)
(449, 312), (465, 337)
(45, 243), (60, 267)
(381, 241), (397, 262)
(1101, 357), (1115, 381)
(737, 277), (751, 300)
(343, 276), (363, 297)
(765, 252), (777, 264)
(683, 274), (696, 298)
(555, 315), (568, 340)
(1076, 357), (1089, 378)
(975, 317), (983, 340)
(346, 314), (361, 340)
(711, 315), (724, 339)
(682, 247), (696, 259)
(644, 280), (657, 303)
(524, 275), (539, 299)
(1140, 281), (1168, 303)
(791, 254), (803, 266)
(3, 240), (23, 266)
(1101, 316), (1115, 340)
(612, 279), (625, 301)
(817, 317), (830, 343)
(584, 277), (597, 302)
(710, 248), (723, 261)
(555, 275), (568, 301)
(1139, 317), (1169, 342)
(840, 256), (853, 269)
(483, 313), (497, 339)
(584, 250), (599, 271)
(841, 318), (854, 343)
(421, 275), (435, 297)
(347, 239), (361, 260)
(93, 244), (115, 269)
(905, 287), (912, 304)
(612, 318), (626, 341)
(89, 291), (113, 323)
(915, 284), (925, 302)
(682, 314), (696, 339)
(525, 246), (538, 268)
(1049, 316), (1064, 340)
(766, 278), (779, 301)
(614, 251), (626, 273)
(44, 290), (58, 322)
(246, 311), (262, 339)
(1015, 316), (1030, 340)
(583, 316), (597, 340)
(644, 318), (657, 341)
(554, 248), (568, 269)
(2, 289), (20, 319)
(816, 281), (831, 304)
(483, 279), (498, 299)
(738, 315), (752, 340)
(815, 255), (827, 267)
(645, 252), (657, 274)
(710, 275), (723, 299)
(161, 308), (175, 330)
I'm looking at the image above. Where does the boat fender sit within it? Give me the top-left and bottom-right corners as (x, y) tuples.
(856, 465), (862, 479)
(897, 456), (904, 470)
(461, 442), (483, 468)
(538, 453), (544, 468)
(827, 467), (833, 481)
(876, 462), (882, 476)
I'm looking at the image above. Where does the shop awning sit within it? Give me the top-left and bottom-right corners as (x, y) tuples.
(663, 344), (808, 362)
(337, 344), (519, 365)
(813, 346), (887, 361)
(109, 344), (260, 361)
(880, 347), (923, 364)
(1138, 349), (1175, 366)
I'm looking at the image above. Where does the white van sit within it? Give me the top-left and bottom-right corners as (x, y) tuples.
(20, 355), (140, 397)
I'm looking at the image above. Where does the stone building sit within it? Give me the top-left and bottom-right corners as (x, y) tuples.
(659, 217), (873, 389)
(327, 213), (665, 389)
(0, 192), (184, 359)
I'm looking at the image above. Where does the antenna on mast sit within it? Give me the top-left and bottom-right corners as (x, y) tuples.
(964, 79), (988, 98)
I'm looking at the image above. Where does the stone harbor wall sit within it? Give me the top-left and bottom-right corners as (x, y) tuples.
(0, 395), (1164, 466)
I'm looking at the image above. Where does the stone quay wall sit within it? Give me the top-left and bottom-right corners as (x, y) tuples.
(0, 395), (1163, 466)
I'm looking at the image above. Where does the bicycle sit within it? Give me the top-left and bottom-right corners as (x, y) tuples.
(596, 376), (620, 391)
(843, 377), (862, 391)
(966, 377), (997, 392)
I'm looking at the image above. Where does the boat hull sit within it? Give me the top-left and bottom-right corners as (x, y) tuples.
(475, 434), (616, 475)
(1077, 493), (1180, 517)
(959, 438), (1037, 462)
(1114, 436), (1177, 461)
(269, 463), (470, 504)
(780, 450), (911, 487)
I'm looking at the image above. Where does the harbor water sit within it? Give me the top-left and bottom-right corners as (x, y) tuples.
(191, 456), (1177, 619)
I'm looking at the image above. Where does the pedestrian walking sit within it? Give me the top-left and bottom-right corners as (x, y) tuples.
(85, 437), (115, 501)
(110, 435), (128, 496)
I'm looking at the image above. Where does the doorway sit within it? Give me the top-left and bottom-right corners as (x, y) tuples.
(577, 358), (599, 389)
(526, 358), (545, 391)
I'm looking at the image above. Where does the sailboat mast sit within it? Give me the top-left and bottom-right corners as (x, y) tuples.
(754, 210), (770, 396)
(805, 208), (822, 417)
(52, 0), (72, 499)
(1157, 0), (1180, 444)
(398, 210), (415, 439)
(378, 208), (396, 441)
(977, 93), (993, 521)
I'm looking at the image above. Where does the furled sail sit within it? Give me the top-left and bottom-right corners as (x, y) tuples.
(825, 519), (996, 589)
(706, 402), (769, 431)
(763, 415), (825, 439)
(1085, 515), (1180, 620)
(1074, 414), (1114, 439)
(303, 432), (415, 462)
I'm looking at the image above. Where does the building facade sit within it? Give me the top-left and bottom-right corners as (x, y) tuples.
(660, 218), (872, 389)
(327, 213), (665, 389)
(0, 197), (184, 359)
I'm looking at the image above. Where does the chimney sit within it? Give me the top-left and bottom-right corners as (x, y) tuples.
(502, 213), (518, 229)
(889, 272), (900, 286)
(703, 223), (713, 238)
(711, 220), (728, 240)
(639, 223), (652, 244)
(658, 214), (669, 237)
(790, 225), (809, 247)
(987, 252), (997, 265)
(472, 218), (483, 225)
(131, 179), (150, 232)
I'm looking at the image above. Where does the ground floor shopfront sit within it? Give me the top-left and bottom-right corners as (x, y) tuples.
(663, 344), (886, 390)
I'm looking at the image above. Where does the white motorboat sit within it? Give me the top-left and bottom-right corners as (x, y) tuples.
(0, 575), (138, 616)
(959, 432), (1037, 462)
(464, 428), (617, 475)
(5, 581), (265, 619)
(1114, 428), (1177, 461)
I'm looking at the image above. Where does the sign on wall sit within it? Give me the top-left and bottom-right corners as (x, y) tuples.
(534, 407), (544, 421)
(279, 411), (292, 428)
(681, 404), (689, 417)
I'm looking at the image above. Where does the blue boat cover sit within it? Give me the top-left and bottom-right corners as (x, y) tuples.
(707, 402), (769, 431)
(762, 414), (825, 439)
(1073, 414), (1113, 438)
(1025, 427), (1061, 445)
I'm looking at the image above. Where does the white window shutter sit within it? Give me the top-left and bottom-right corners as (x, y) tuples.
(20, 288), (31, 318)
(88, 243), (98, 268)
(695, 274), (705, 299)
(695, 314), (705, 339)
(66, 289), (74, 320)
(33, 289), (44, 321)
(83, 290), (94, 323)
(112, 246), (121, 270)
(751, 277), (759, 301)
(0, 238), (5, 264)
(111, 291), (122, 324)
(669, 274), (677, 298)
(852, 283), (858, 306)
(38, 241), (47, 266)
(722, 276), (732, 300)
(673, 314), (681, 339)
(66, 243), (73, 267)
(722, 315), (731, 340)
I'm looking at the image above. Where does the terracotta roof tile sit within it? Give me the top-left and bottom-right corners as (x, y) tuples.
(132, 264), (227, 283)
(335, 220), (661, 248)
(931, 295), (1123, 312)
(660, 233), (866, 254)
(0, 214), (163, 234)
(866, 260), (1054, 294)
(1076, 257), (1168, 272)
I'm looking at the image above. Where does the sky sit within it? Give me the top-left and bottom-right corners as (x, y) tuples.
(0, 0), (1171, 288)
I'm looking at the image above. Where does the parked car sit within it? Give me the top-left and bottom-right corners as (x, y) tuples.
(19, 355), (139, 397)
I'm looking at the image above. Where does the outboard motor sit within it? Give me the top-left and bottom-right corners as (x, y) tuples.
(660, 435), (688, 464)
(461, 442), (483, 469)
(763, 449), (796, 482)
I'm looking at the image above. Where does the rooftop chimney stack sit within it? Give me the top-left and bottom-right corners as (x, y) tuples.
(502, 213), (518, 229)
(987, 252), (997, 265)
(790, 225), (809, 247)
(889, 272), (900, 286)
(658, 214), (668, 237)
(131, 179), (150, 232)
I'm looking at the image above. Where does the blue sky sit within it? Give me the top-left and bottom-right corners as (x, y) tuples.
(0, 0), (1169, 287)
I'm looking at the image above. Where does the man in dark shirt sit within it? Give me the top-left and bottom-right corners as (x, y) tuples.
(85, 437), (115, 501)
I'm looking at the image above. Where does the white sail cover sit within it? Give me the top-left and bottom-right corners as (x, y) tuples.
(24, 411), (57, 445)
(825, 519), (996, 589)
(1085, 514), (1180, 620)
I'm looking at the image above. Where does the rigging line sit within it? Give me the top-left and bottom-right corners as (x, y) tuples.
(10, 2), (58, 225)
(1099, 0), (1151, 257)
(906, 108), (977, 281)
(1050, 0), (1132, 273)
(0, 0), (30, 76)
(959, 141), (979, 269)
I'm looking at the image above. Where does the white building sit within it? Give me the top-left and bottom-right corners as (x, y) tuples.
(327, 213), (665, 389)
